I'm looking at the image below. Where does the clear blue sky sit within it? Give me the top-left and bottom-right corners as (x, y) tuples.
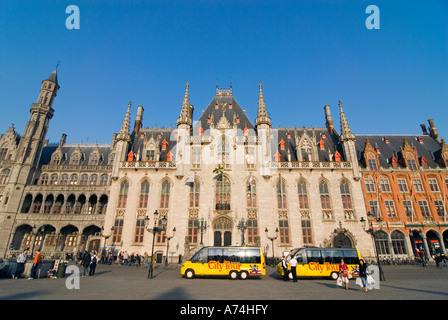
(0, 0), (447, 144)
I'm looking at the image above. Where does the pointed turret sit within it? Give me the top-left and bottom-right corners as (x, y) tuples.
(255, 82), (271, 128)
(116, 101), (131, 142)
(177, 82), (193, 127)
(339, 101), (355, 141)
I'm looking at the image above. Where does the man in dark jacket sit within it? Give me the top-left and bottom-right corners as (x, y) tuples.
(81, 251), (91, 277)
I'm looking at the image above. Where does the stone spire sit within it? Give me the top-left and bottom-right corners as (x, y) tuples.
(117, 101), (131, 141)
(255, 82), (271, 127)
(177, 82), (193, 127)
(339, 100), (355, 141)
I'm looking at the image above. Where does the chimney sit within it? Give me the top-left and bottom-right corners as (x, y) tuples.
(428, 119), (439, 139)
(59, 133), (67, 147)
(133, 105), (144, 134)
(324, 105), (334, 133)
(420, 124), (428, 135)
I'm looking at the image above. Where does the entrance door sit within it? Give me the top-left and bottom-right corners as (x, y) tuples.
(333, 233), (352, 248)
(214, 231), (222, 246)
(213, 217), (232, 246)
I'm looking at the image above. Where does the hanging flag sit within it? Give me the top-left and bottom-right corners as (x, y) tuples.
(185, 174), (195, 184)
(213, 165), (224, 175)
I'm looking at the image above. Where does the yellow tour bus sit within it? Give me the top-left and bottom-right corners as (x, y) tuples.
(181, 246), (266, 279)
(277, 247), (362, 280)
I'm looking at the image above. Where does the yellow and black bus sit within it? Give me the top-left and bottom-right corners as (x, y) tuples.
(277, 247), (362, 280)
(181, 246), (266, 279)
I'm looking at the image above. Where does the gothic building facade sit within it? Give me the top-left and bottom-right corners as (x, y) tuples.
(1, 70), (445, 262)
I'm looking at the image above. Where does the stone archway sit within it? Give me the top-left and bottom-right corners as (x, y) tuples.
(213, 216), (233, 246)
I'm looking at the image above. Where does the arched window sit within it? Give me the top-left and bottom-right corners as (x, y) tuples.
(319, 180), (331, 209)
(90, 174), (98, 185)
(60, 174), (68, 185)
(298, 179), (309, 209)
(340, 179), (352, 209)
(391, 230), (407, 255)
(215, 176), (231, 210)
(100, 174), (108, 186)
(40, 174), (49, 186)
(374, 230), (390, 255)
(50, 174), (58, 185)
(300, 139), (313, 161)
(80, 174), (88, 186)
(277, 178), (287, 209)
(189, 180), (200, 208)
(71, 154), (80, 165)
(89, 154), (99, 165)
(139, 180), (149, 208)
(246, 177), (256, 208)
(160, 180), (170, 208)
(217, 136), (230, 164)
(117, 180), (129, 208)
(70, 174), (78, 185)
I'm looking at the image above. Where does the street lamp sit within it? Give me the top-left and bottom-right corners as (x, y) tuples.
(237, 218), (247, 246)
(265, 227), (279, 266)
(360, 213), (386, 281)
(165, 227), (176, 267)
(145, 210), (167, 279)
(199, 216), (207, 245)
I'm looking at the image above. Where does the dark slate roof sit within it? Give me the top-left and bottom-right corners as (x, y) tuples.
(46, 69), (59, 86)
(272, 128), (344, 162)
(355, 135), (443, 169)
(131, 129), (176, 162)
(194, 88), (255, 135)
(39, 144), (113, 166)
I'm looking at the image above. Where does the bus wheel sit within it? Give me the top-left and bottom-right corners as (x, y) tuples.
(229, 271), (239, 280)
(330, 272), (339, 280)
(239, 271), (249, 280)
(185, 269), (195, 279)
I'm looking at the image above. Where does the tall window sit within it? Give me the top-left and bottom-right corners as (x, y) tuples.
(60, 174), (68, 185)
(246, 178), (257, 208)
(188, 219), (199, 244)
(368, 159), (377, 170)
(160, 180), (170, 208)
(134, 219), (145, 244)
(369, 200), (379, 217)
(80, 174), (88, 185)
(375, 230), (390, 255)
(300, 139), (313, 161)
(112, 219), (124, 244)
(418, 200), (431, 217)
(413, 179), (424, 192)
(216, 176), (231, 210)
(385, 200), (396, 217)
(407, 159), (418, 171)
(189, 181), (200, 208)
(277, 178), (287, 209)
(279, 219), (290, 244)
(139, 180), (150, 208)
(301, 220), (313, 245)
(428, 178), (439, 192)
(391, 231), (407, 255)
(217, 137), (230, 164)
(156, 219), (166, 244)
(403, 200), (413, 217)
(319, 180), (331, 209)
(364, 178), (375, 192)
(247, 219), (258, 245)
(380, 177), (391, 192)
(193, 147), (201, 164)
(40, 174), (48, 186)
(117, 180), (129, 208)
(340, 180), (352, 209)
(434, 200), (445, 217)
(397, 179), (408, 192)
(298, 180), (309, 209)
(50, 174), (58, 185)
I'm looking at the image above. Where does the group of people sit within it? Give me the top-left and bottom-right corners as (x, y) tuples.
(80, 250), (98, 277)
(11, 249), (42, 280)
(280, 255), (374, 292)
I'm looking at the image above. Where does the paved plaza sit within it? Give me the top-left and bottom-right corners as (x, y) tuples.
(1, 262), (448, 301)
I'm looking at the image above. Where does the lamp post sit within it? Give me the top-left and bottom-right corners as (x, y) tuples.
(199, 216), (207, 245)
(237, 218), (248, 246)
(145, 210), (167, 279)
(360, 213), (385, 281)
(265, 227), (278, 266)
(165, 227), (176, 267)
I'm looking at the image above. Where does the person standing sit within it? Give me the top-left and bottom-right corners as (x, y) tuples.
(358, 259), (369, 293)
(81, 251), (91, 277)
(289, 255), (298, 282)
(13, 249), (28, 279)
(281, 256), (289, 281)
(89, 251), (98, 276)
(338, 259), (350, 290)
(29, 250), (42, 280)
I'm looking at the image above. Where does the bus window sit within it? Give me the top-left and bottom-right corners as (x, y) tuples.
(342, 249), (360, 265)
(294, 252), (304, 263)
(191, 248), (207, 263)
(241, 248), (261, 264)
(223, 248), (240, 262)
(306, 249), (323, 264)
(323, 250), (344, 264)
(208, 248), (223, 262)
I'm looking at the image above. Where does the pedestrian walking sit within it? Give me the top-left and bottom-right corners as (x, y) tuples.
(289, 255), (298, 282)
(338, 259), (350, 290)
(13, 249), (28, 279)
(358, 259), (369, 293)
(89, 251), (98, 276)
(29, 250), (42, 280)
(434, 253), (443, 269)
(281, 256), (289, 281)
(81, 251), (91, 277)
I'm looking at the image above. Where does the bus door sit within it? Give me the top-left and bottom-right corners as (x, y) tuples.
(293, 249), (306, 277)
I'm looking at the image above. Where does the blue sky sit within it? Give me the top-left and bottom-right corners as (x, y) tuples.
(0, 0), (447, 144)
